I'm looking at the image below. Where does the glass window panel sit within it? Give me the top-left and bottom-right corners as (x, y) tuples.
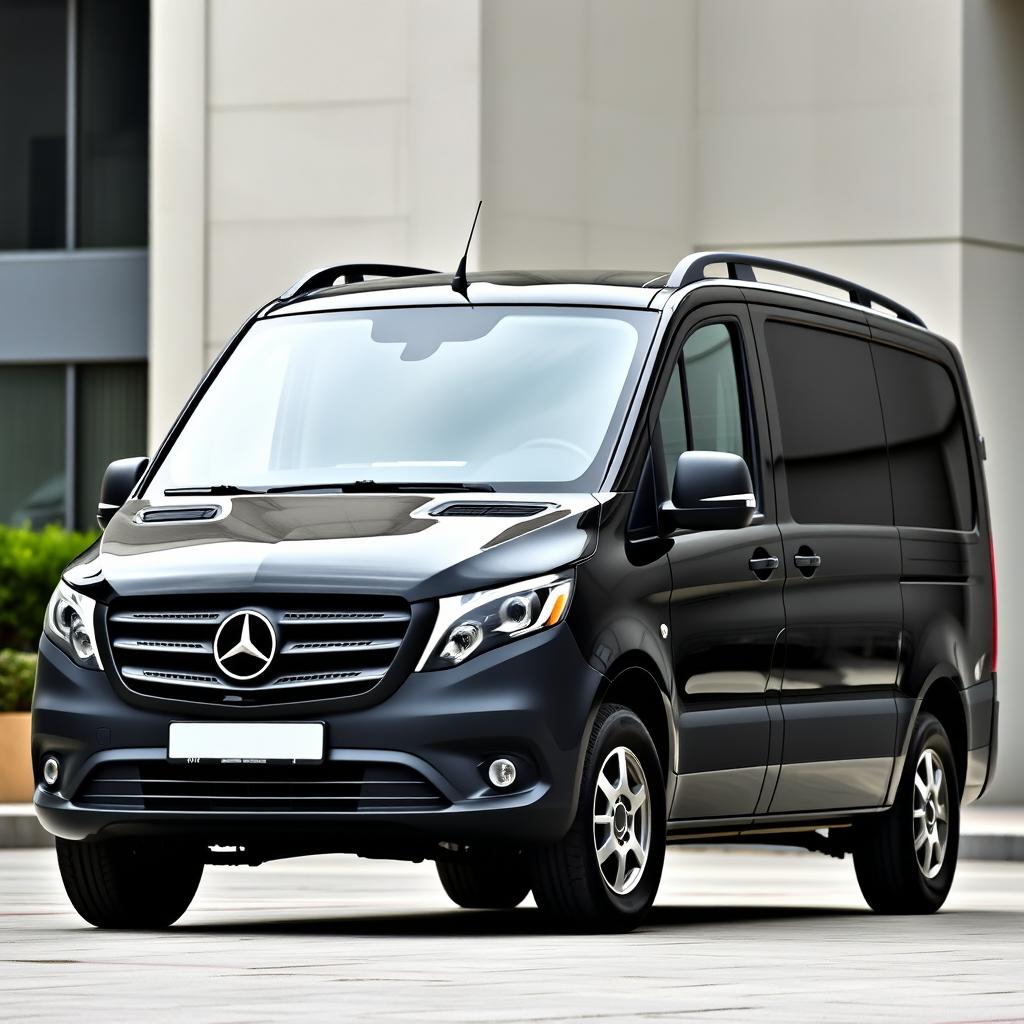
(656, 364), (687, 484)
(0, 365), (66, 527)
(873, 344), (974, 531)
(75, 362), (148, 529)
(765, 321), (892, 526)
(76, 0), (149, 248)
(0, 0), (67, 250)
(145, 307), (653, 494)
(683, 323), (746, 460)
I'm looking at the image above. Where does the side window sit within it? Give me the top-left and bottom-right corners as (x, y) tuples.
(683, 323), (746, 459)
(872, 344), (974, 531)
(656, 322), (750, 484)
(765, 321), (892, 526)
(656, 364), (687, 483)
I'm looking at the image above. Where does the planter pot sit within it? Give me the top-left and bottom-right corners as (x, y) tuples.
(0, 712), (35, 802)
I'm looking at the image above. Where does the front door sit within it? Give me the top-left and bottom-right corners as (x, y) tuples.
(753, 307), (902, 814)
(658, 308), (785, 821)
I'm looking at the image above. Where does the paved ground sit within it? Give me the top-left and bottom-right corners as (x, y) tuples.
(2, 847), (1023, 1023)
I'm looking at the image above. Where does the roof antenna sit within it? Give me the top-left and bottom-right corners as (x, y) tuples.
(451, 200), (482, 301)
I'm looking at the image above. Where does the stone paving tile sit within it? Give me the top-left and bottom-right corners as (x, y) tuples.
(1, 847), (1023, 1022)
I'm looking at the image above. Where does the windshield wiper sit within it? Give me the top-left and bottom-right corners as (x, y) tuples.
(264, 480), (495, 494)
(164, 484), (268, 496)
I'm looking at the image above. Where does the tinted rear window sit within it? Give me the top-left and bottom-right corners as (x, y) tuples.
(872, 344), (974, 531)
(765, 321), (892, 526)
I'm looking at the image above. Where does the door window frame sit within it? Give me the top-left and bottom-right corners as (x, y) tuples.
(647, 308), (767, 518)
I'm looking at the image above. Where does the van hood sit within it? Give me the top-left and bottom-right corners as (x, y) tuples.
(66, 492), (605, 603)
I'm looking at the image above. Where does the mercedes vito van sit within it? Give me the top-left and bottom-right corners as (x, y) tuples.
(33, 253), (998, 931)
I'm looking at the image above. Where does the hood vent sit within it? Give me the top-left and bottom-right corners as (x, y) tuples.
(137, 505), (221, 524)
(431, 502), (551, 518)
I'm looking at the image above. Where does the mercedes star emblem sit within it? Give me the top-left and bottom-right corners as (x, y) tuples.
(213, 609), (277, 680)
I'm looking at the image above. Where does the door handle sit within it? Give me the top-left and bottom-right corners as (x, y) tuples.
(749, 556), (780, 573)
(794, 548), (822, 577)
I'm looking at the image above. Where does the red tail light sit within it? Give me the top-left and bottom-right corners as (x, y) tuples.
(990, 535), (998, 674)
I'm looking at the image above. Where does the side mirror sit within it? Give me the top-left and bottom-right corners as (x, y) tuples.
(97, 456), (149, 529)
(660, 451), (755, 533)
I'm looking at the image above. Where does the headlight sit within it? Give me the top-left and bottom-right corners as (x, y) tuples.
(44, 582), (103, 669)
(417, 573), (573, 671)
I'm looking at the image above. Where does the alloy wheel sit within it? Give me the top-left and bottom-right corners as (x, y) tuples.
(913, 747), (950, 879)
(592, 745), (651, 896)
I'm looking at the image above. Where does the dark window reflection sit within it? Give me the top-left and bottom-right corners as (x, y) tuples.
(657, 323), (751, 487)
(873, 344), (974, 531)
(76, 0), (149, 248)
(766, 321), (892, 526)
(0, 365), (66, 527)
(0, 0), (67, 250)
(75, 361), (147, 529)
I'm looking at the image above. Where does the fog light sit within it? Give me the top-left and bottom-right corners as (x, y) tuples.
(488, 758), (516, 789)
(42, 756), (60, 787)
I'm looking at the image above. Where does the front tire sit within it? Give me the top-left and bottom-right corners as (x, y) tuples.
(853, 712), (960, 914)
(529, 703), (666, 931)
(56, 837), (204, 929)
(436, 853), (531, 909)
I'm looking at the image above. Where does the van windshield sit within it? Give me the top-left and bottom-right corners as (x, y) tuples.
(145, 305), (656, 495)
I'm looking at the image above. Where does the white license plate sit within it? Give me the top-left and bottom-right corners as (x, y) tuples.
(168, 722), (324, 764)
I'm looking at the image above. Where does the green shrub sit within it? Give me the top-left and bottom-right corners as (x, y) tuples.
(0, 649), (37, 713)
(0, 524), (99, 652)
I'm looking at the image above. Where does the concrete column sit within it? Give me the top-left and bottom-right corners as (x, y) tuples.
(148, 0), (208, 450)
(959, 0), (1024, 802)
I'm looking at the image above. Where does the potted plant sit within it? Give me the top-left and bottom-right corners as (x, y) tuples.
(0, 649), (37, 802)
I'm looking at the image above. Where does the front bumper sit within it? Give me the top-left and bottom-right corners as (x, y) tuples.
(32, 625), (602, 853)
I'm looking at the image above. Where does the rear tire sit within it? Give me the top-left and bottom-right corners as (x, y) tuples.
(529, 703), (666, 932)
(853, 712), (960, 914)
(436, 853), (531, 909)
(56, 837), (204, 929)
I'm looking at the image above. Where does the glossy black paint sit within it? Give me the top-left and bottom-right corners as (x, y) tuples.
(97, 456), (148, 528)
(751, 305), (902, 812)
(661, 451), (755, 532)
(32, 272), (997, 857)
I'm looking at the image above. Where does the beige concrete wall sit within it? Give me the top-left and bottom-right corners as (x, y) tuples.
(480, 0), (698, 270)
(148, 0), (208, 450)
(959, 0), (1024, 802)
(148, 0), (482, 443)
(205, 0), (481, 366)
(694, 0), (964, 337)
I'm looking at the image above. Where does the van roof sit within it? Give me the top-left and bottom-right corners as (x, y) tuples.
(266, 254), (927, 331)
(267, 270), (669, 317)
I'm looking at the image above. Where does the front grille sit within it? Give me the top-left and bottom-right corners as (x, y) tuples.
(105, 594), (411, 706)
(75, 761), (448, 813)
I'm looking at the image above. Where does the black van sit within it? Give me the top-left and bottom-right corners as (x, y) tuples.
(33, 253), (998, 932)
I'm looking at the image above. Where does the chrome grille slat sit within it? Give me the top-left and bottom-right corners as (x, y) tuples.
(113, 639), (210, 653)
(270, 671), (385, 688)
(281, 611), (409, 624)
(282, 638), (401, 654)
(110, 611), (223, 624)
(106, 593), (410, 706)
(122, 667), (221, 685)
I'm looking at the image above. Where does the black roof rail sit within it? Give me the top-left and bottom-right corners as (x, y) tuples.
(665, 251), (926, 328)
(279, 263), (439, 301)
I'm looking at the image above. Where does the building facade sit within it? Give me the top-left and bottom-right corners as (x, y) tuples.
(2, 0), (1022, 800)
(0, 0), (149, 532)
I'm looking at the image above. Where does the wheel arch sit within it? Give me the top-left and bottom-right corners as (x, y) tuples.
(917, 674), (969, 797)
(593, 652), (674, 784)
